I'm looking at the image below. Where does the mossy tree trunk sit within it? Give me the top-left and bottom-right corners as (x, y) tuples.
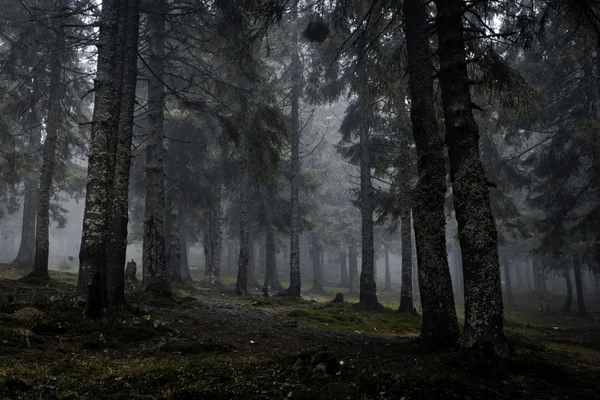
(13, 177), (38, 270)
(78, 0), (122, 311)
(358, 112), (379, 308)
(179, 208), (192, 282)
(403, 0), (459, 347)
(384, 245), (391, 291)
(398, 211), (414, 312)
(106, 0), (141, 306)
(288, 2), (302, 297)
(435, 0), (507, 356)
(310, 233), (326, 294)
(165, 139), (183, 284)
(348, 242), (359, 295)
(235, 173), (251, 295)
(142, 0), (170, 296)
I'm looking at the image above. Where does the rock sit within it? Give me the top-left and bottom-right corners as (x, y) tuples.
(331, 293), (344, 303)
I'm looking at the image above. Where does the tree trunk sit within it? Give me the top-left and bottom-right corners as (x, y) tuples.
(339, 249), (349, 287)
(348, 243), (359, 295)
(403, 0), (459, 347)
(179, 209), (192, 282)
(263, 227), (283, 293)
(500, 252), (516, 308)
(573, 254), (587, 317)
(13, 177), (37, 269)
(435, 0), (507, 356)
(165, 143), (183, 284)
(106, 0), (141, 306)
(288, 2), (302, 297)
(398, 211), (413, 312)
(142, 0), (170, 296)
(562, 261), (572, 312)
(31, 24), (65, 279)
(310, 233), (325, 294)
(235, 174), (250, 295)
(358, 112), (378, 308)
(78, 0), (122, 310)
(535, 258), (550, 313)
(384, 245), (391, 291)
(203, 221), (211, 278)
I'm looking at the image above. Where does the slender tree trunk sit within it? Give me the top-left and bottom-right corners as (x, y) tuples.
(78, 0), (122, 309)
(403, 0), (458, 347)
(339, 249), (349, 287)
(106, 0), (141, 306)
(384, 245), (391, 291)
(358, 113), (378, 308)
(235, 174), (250, 295)
(31, 25), (65, 279)
(142, 0), (170, 296)
(500, 252), (516, 308)
(535, 258), (550, 313)
(288, 2), (302, 297)
(166, 147), (182, 284)
(562, 261), (572, 312)
(203, 221), (211, 278)
(348, 242), (359, 295)
(398, 211), (413, 312)
(263, 227), (283, 293)
(179, 209), (192, 282)
(310, 233), (325, 294)
(13, 177), (37, 269)
(573, 254), (586, 317)
(435, 0), (507, 355)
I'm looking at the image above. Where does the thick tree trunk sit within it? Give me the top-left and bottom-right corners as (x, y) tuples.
(31, 25), (65, 279)
(288, 3), (302, 297)
(358, 114), (379, 308)
(398, 211), (413, 312)
(435, 0), (507, 355)
(573, 254), (586, 317)
(106, 0), (141, 306)
(348, 243), (359, 295)
(235, 174), (251, 295)
(384, 245), (391, 291)
(562, 261), (572, 312)
(535, 258), (550, 313)
(500, 252), (516, 308)
(13, 178), (37, 269)
(78, 0), (122, 308)
(339, 249), (349, 287)
(142, 0), (170, 296)
(403, 0), (459, 347)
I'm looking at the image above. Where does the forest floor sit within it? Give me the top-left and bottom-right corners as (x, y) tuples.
(0, 268), (599, 399)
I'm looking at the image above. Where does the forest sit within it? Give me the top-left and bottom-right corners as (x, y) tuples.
(0, 0), (599, 398)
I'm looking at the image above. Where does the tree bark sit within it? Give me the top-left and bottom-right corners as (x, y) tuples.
(500, 251), (516, 308)
(435, 0), (507, 355)
(358, 112), (378, 308)
(179, 209), (192, 282)
(562, 261), (572, 312)
(398, 211), (414, 312)
(13, 177), (37, 269)
(31, 22), (65, 279)
(310, 233), (325, 294)
(142, 0), (170, 296)
(535, 258), (550, 313)
(384, 245), (391, 291)
(339, 249), (349, 287)
(263, 227), (283, 293)
(78, 0), (122, 308)
(106, 0), (141, 306)
(165, 140), (183, 284)
(573, 254), (587, 317)
(348, 242), (359, 295)
(403, 0), (459, 347)
(235, 174), (250, 295)
(288, 2), (302, 297)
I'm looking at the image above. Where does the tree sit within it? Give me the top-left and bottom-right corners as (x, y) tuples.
(403, 0), (458, 347)
(435, 0), (508, 356)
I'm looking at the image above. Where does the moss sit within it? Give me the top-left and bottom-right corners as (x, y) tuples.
(160, 340), (233, 354)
